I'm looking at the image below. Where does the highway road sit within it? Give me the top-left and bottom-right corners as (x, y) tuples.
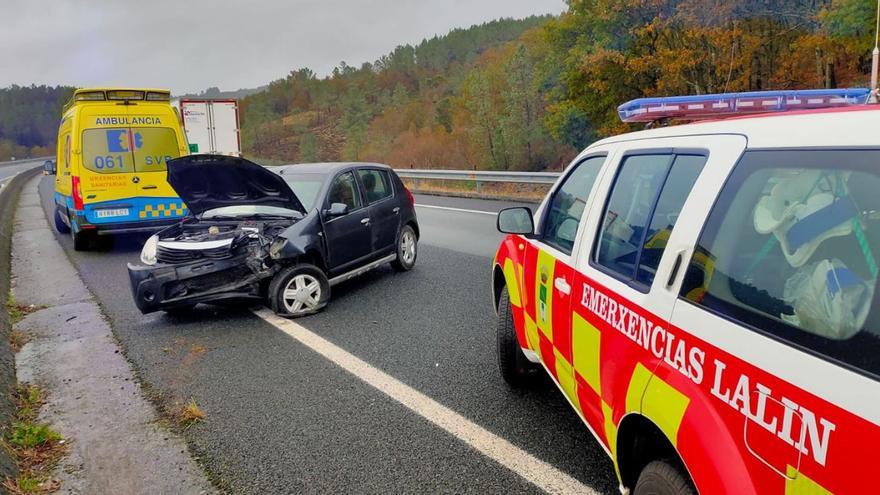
(0, 158), (46, 187)
(32, 177), (618, 494)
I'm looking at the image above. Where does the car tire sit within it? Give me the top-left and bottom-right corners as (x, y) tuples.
(633, 460), (696, 495)
(269, 264), (330, 318)
(163, 304), (196, 317)
(54, 208), (70, 234)
(390, 224), (417, 272)
(497, 286), (540, 388)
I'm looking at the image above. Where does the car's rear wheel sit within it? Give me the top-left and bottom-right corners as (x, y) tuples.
(391, 225), (417, 272)
(54, 208), (70, 234)
(633, 460), (696, 495)
(497, 286), (540, 388)
(269, 264), (330, 318)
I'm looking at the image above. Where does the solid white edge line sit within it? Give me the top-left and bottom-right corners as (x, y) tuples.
(252, 307), (598, 495)
(415, 203), (497, 216)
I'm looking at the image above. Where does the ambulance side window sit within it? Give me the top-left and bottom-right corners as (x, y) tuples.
(681, 149), (880, 379)
(594, 153), (706, 287)
(539, 155), (605, 255)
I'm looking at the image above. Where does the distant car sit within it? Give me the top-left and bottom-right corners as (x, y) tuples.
(42, 159), (56, 175)
(128, 156), (419, 316)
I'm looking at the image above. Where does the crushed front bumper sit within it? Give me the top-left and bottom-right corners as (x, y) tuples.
(127, 255), (273, 313)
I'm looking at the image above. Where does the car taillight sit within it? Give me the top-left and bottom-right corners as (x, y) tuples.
(405, 186), (415, 207)
(72, 176), (84, 210)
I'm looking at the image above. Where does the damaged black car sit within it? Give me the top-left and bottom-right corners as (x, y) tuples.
(127, 155), (419, 317)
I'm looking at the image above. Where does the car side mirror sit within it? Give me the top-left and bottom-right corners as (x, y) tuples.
(497, 207), (534, 235)
(324, 202), (349, 218)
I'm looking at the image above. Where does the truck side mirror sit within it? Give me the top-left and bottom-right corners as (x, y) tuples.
(324, 202), (349, 218)
(497, 207), (534, 235)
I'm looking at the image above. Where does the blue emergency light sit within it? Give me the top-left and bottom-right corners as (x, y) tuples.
(617, 88), (871, 123)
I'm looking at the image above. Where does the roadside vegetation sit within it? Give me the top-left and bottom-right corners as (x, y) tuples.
(2, 384), (64, 494)
(240, 0), (877, 171)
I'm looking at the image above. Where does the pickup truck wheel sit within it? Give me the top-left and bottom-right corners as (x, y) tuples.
(269, 264), (330, 318)
(54, 208), (70, 234)
(633, 460), (696, 495)
(497, 286), (539, 388)
(391, 225), (417, 272)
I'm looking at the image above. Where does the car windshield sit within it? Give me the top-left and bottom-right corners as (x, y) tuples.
(281, 172), (325, 209)
(200, 205), (303, 219)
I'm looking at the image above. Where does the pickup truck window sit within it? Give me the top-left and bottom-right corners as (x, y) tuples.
(540, 155), (604, 255)
(681, 149), (880, 379)
(595, 153), (706, 286)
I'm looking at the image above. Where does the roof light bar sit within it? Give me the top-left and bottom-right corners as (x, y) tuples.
(618, 88), (871, 123)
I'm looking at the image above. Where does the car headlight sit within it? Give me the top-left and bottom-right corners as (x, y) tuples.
(141, 235), (159, 265)
(269, 238), (286, 258)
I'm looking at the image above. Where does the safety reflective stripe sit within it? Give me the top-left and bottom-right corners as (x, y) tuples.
(503, 258), (522, 308)
(572, 313), (601, 396)
(785, 465), (832, 494)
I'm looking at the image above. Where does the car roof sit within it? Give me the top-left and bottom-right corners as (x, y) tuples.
(589, 105), (880, 150)
(275, 162), (393, 175)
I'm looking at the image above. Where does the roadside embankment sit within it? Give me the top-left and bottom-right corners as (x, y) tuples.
(0, 165), (42, 488)
(9, 176), (214, 494)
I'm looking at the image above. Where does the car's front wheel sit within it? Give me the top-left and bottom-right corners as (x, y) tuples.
(268, 264), (330, 318)
(497, 286), (540, 387)
(391, 225), (417, 272)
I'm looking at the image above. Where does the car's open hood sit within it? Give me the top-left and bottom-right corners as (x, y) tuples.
(167, 155), (306, 216)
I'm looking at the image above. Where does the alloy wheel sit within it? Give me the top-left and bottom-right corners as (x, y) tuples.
(282, 274), (322, 314)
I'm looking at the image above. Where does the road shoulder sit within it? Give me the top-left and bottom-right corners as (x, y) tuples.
(11, 176), (214, 494)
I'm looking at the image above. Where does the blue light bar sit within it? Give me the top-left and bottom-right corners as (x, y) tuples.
(618, 88), (871, 123)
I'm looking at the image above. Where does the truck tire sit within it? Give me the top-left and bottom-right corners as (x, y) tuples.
(391, 224), (417, 272)
(633, 460), (696, 495)
(269, 264), (330, 318)
(54, 208), (70, 234)
(497, 286), (539, 388)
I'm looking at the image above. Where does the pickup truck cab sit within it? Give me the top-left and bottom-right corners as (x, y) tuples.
(493, 89), (880, 495)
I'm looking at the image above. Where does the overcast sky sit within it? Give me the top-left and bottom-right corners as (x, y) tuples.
(2, 0), (566, 95)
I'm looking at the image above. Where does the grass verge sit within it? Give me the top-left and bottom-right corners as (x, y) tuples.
(2, 384), (65, 494)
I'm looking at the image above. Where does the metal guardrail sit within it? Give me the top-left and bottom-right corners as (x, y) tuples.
(395, 169), (561, 197)
(395, 169), (560, 185)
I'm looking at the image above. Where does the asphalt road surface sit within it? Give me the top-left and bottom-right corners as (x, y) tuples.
(0, 158), (46, 186)
(33, 178), (618, 494)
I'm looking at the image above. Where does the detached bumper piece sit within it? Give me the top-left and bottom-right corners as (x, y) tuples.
(127, 255), (274, 314)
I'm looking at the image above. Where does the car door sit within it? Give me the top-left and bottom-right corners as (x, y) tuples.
(323, 170), (373, 273)
(519, 154), (609, 412)
(357, 168), (399, 254)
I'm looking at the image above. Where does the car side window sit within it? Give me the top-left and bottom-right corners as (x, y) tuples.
(327, 171), (362, 211)
(595, 153), (706, 286)
(358, 169), (393, 204)
(540, 155), (605, 255)
(681, 150), (880, 379)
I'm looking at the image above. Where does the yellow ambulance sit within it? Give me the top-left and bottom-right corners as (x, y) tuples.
(54, 88), (189, 250)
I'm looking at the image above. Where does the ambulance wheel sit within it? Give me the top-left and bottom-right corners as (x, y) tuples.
(391, 225), (417, 272)
(72, 229), (91, 251)
(497, 286), (539, 388)
(633, 460), (696, 495)
(54, 208), (70, 234)
(269, 264), (330, 318)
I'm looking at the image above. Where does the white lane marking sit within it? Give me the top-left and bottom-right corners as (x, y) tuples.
(252, 307), (598, 495)
(415, 203), (496, 216)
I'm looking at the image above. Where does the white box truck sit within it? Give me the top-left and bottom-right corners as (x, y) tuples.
(178, 99), (241, 156)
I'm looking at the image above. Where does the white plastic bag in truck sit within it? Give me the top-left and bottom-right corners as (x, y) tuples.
(179, 99), (241, 156)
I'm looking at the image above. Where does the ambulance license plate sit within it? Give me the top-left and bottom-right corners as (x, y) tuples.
(95, 208), (129, 218)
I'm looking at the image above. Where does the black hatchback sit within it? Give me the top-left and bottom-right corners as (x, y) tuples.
(127, 156), (419, 317)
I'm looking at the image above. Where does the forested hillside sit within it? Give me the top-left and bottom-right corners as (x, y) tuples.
(0, 85), (74, 160)
(241, 0), (876, 171)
